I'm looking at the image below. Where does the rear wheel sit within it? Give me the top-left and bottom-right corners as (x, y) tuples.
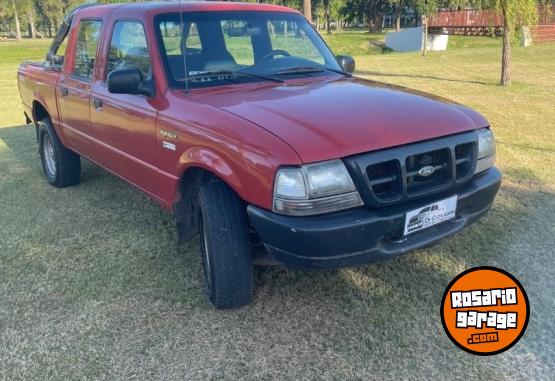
(197, 180), (253, 309)
(38, 118), (81, 187)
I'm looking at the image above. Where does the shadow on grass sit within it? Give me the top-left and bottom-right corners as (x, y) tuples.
(355, 69), (489, 85)
(0, 122), (548, 306)
(497, 140), (555, 154)
(1, 123), (553, 378)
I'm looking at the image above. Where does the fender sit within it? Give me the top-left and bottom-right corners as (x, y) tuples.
(177, 146), (244, 201)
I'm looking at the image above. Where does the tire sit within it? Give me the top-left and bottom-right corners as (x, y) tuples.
(197, 180), (253, 309)
(38, 118), (81, 187)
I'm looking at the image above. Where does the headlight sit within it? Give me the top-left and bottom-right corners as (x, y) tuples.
(475, 128), (496, 174)
(273, 159), (363, 216)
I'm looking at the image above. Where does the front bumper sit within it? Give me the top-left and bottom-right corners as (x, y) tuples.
(248, 167), (501, 270)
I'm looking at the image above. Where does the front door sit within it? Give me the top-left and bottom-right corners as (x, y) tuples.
(90, 20), (161, 198)
(57, 18), (104, 161)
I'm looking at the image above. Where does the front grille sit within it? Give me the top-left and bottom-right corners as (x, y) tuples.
(366, 160), (401, 200)
(344, 132), (477, 207)
(455, 142), (475, 181)
(405, 148), (451, 195)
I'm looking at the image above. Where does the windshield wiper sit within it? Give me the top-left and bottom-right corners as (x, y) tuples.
(186, 70), (283, 84)
(276, 66), (325, 75)
(276, 66), (347, 76)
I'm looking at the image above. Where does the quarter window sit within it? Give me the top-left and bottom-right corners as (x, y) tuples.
(107, 21), (152, 80)
(73, 20), (102, 80)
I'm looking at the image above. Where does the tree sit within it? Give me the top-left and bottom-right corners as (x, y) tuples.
(414, 0), (438, 56)
(4, 0), (21, 40)
(303, 0), (312, 22)
(390, 0), (406, 31)
(17, 0), (36, 38)
(27, 7), (35, 38)
(323, 0), (331, 33)
(474, 0), (537, 86)
(537, 0), (553, 25)
(342, 0), (392, 32)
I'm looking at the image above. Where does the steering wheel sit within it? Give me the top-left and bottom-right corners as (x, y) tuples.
(260, 49), (291, 63)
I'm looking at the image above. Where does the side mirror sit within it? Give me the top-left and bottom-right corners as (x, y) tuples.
(51, 55), (64, 66)
(336, 55), (355, 74)
(107, 68), (154, 97)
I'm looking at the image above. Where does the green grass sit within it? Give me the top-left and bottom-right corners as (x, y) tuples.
(1, 36), (554, 379)
(323, 30), (388, 56)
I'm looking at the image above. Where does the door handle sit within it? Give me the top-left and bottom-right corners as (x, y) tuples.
(93, 98), (103, 110)
(60, 86), (68, 97)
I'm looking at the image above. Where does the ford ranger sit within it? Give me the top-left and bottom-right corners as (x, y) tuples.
(17, 1), (501, 309)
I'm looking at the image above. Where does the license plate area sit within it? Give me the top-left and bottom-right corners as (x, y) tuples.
(404, 195), (458, 236)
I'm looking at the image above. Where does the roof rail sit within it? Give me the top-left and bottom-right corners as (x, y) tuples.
(63, 3), (99, 24)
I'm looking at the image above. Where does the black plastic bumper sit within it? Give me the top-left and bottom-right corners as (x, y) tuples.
(247, 168), (501, 270)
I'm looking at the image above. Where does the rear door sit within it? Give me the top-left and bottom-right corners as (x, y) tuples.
(90, 19), (161, 197)
(57, 18), (104, 161)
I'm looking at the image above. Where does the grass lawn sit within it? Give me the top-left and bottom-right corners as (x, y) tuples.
(1, 36), (554, 380)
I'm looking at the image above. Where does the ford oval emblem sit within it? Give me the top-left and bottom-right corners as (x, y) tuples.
(418, 165), (435, 177)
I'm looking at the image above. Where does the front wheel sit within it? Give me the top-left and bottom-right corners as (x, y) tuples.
(197, 180), (253, 309)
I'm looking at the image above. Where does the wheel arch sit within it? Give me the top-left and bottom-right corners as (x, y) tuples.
(32, 100), (50, 140)
(32, 100), (69, 147)
(174, 165), (240, 243)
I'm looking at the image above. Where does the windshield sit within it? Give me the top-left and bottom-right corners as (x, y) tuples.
(154, 11), (343, 89)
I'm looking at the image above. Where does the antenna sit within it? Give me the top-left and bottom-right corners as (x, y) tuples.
(178, 0), (190, 94)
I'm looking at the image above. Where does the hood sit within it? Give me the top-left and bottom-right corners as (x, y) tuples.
(194, 77), (489, 163)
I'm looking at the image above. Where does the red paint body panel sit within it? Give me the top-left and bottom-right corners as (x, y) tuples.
(196, 76), (489, 163)
(157, 90), (301, 208)
(17, 64), (64, 140)
(17, 1), (489, 212)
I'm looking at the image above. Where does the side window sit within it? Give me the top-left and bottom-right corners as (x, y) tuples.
(221, 20), (255, 65)
(73, 20), (102, 80)
(107, 21), (152, 79)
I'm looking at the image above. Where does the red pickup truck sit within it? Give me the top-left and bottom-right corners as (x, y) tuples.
(18, 2), (501, 309)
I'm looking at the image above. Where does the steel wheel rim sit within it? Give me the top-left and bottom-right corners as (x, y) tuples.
(43, 134), (56, 177)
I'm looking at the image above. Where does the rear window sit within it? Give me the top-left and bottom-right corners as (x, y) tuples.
(72, 19), (102, 81)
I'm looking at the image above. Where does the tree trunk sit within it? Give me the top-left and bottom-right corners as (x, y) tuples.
(325, 2), (331, 34)
(500, 4), (512, 86)
(12, 0), (21, 40)
(395, 4), (401, 32)
(368, 11), (383, 33)
(47, 18), (52, 38)
(422, 15), (428, 56)
(303, 0), (312, 23)
(28, 12), (36, 39)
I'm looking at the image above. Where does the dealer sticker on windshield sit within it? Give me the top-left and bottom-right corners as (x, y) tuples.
(404, 195), (458, 235)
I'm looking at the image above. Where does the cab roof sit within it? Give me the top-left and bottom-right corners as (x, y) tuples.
(75, 1), (299, 19)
